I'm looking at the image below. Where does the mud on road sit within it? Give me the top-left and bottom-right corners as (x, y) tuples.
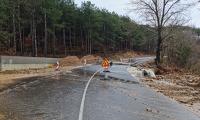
(142, 69), (200, 117)
(0, 62), (199, 120)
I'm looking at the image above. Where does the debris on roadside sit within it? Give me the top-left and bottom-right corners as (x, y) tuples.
(142, 73), (200, 104)
(127, 67), (156, 78)
(81, 55), (101, 64)
(59, 56), (81, 67)
(128, 67), (143, 78)
(127, 59), (200, 116)
(146, 108), (152, 112)
(145, 107), (160, 114)
(143, 69), (156, 78)
(141, 66), (200, 116)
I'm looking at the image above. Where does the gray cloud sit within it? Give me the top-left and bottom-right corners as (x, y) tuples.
(75, 0), (200, 28)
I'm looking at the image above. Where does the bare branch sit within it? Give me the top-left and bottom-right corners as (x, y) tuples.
(129, 0), (195, 64)
(163, 0), (180, 18)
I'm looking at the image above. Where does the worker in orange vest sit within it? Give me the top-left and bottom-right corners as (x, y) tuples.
(102, 58), (110, 72)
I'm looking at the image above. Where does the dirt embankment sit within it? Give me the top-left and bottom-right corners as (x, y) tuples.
(109, 51), (141, 60)
(142, 65), (200, 116)
(81, 55), (101, 64)
(59, 51), (141, 66)
(59, 56), (81, 66)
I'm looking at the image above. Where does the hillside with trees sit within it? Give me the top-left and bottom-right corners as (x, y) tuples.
(0, 0), (156, 57)
(0, 0), (200, 72)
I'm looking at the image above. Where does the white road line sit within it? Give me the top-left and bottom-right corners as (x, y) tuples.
(78, 69), (102, 120)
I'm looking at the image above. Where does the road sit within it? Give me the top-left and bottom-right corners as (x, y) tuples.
(0, 57), (199, 120)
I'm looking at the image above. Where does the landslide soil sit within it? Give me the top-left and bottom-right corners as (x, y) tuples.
(142, 65), (200, 116)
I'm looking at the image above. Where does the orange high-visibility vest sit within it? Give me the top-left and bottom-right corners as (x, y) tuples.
(102, 58), (110, 69)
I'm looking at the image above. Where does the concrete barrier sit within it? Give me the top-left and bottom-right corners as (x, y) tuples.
(0, 56), (60, 71)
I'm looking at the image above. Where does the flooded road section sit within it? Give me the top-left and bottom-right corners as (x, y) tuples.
(0, 65), (199, 120)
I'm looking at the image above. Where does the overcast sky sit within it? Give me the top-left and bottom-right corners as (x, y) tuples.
(75, 0), (200, 28)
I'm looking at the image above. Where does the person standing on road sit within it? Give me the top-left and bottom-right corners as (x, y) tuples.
(102, 58), (110, 72)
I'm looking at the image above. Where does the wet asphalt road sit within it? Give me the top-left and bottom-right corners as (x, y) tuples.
(0, 64), (199, 120)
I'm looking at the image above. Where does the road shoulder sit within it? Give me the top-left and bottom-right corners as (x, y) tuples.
(0, 66), (80, 92)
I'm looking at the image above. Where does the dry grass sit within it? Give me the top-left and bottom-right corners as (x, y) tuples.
(142, 66), (200, 116)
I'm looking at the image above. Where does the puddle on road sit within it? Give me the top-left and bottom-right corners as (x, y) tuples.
(74, 68), (140, 86)
(106, 76), (139, 85)
(0, 70), (90, 120)
(0, 67), (142, 120)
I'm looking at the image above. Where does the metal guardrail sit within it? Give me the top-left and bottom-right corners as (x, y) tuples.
(0, 56), (60, 71)
(0, 56), (60, 64)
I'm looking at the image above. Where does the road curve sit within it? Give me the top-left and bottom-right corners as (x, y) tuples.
(0, 61), (199, 120)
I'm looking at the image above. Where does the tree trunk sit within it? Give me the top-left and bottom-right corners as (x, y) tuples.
(12, 10), (16, 54)
(34, 22), (37, 57)
(22, 29), (25, 54)
(156, 29), (162, 65)
(80, 27), (84, 56)
(89, 30), (92, 54)
(69, 28), (72, 50)
(44, 10), (47, 56)
(85, 31), (87, 54)
(33, 10), (37, 57)
(73, 27), (76, 48)
(87, 32), (89, 54)
(63, 28), (67, 55)
(18, 5), (23, 55)
(53, 26), (56, 56)
(31, 21), (34, 56)
(19, 24), (22, 54)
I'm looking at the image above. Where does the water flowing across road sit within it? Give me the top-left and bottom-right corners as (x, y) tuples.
(0, 57), (199, 120)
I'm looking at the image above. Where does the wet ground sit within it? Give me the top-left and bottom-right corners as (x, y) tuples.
(0, 64), (199, 120)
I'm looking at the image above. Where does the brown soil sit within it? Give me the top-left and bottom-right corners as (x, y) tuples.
(59, 56), (81, 67)
(142, 65), (200, 116)
(0, 50), (143, 91)
(59, 55), (102, 66)
(109, 51), (140, 60)
(80, 55), (101, 64)
(59, 51), (141, 66)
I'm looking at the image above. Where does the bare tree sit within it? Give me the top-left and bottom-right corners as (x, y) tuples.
(130, 0), (193, 65)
